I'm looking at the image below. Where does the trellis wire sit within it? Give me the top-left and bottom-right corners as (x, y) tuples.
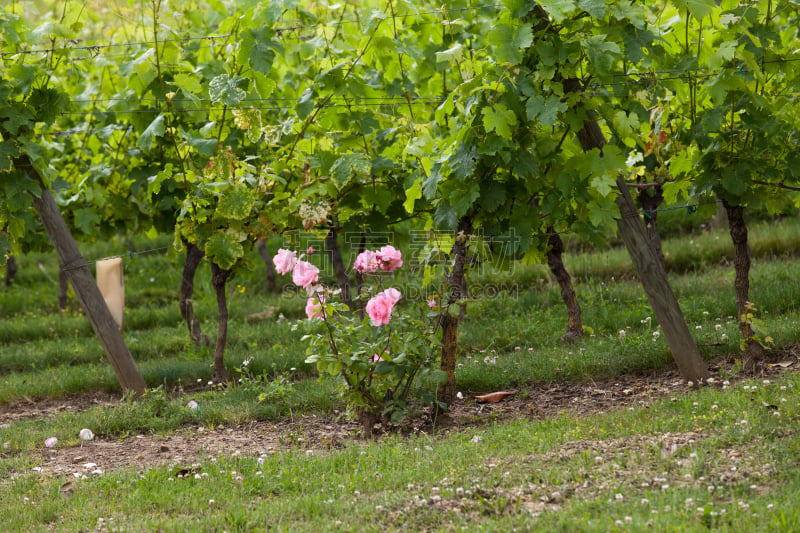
(60, 246), (173, 272)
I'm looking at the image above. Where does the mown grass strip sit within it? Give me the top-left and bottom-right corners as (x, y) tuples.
(1, 371), (798, 531)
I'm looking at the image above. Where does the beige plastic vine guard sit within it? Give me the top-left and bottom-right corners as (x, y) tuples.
(96, 257), (124, 331)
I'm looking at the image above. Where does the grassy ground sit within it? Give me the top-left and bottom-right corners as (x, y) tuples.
(1, 218), (799, 530)
(2, 372), (799, 531)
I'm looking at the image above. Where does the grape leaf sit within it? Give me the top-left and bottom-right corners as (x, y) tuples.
(205, 232), (244, 270)
(671, 0), (716, 21)
(436, 43), (463, 63)
(246, 28), (283, 75)
(404, 178), (422, 213)
(482, 104), (517, 139)
(296, 89), (314, 120)
(578, 0), (606, 18)
(590, 174), (616, 197)
(434, 203), (458, 230)
(422, 163), (443, 199)
(330, 153), (371, 189)
(0, 140), (19, 173)
(581, 35), (620, 74)
(181, 130), (217, 156)
(28, 87), (68, 126)
(488, 22), (533, 64)
(209, 74), (248, 106)
(216, 185), (255, 221)
(479, 181), (507, 213)
(136, 114), (165, 150)
(173, 73), (203, 97)
(0, 105), (34, 135)
(448, 144), (477, 180)
(73, 207), (100, 236)
(526, 94), (566, 126)
(539, 0), (577, 22)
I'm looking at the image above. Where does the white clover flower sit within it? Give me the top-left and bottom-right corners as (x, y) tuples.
(619, 330), (627, 339)
(44, 437), (57, 448)
(79, 428), (94, 441)
(187, 400), (199, 411)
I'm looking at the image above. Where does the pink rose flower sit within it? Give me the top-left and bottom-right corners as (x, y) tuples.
(353, 250), (380, 274)
(383, 287), (402, 304)
(292, 260), (319, 289)
(377, 245), (403, 272)
(365, 288), (402, 327)
(273, 249), (298, 275)
(305, 295), (325, 320)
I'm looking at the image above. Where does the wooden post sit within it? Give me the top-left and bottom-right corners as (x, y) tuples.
(614, 175), (709, 381)
(18, 157), (146, 395)
(563, 79), (709, 383)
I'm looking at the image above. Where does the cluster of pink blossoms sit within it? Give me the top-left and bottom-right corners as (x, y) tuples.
(273, 248), (320, 292)
(365, 288), (402, 326)
(354, 246), (403, 325)
(273, 245), (404, 327)
(353, 245), (403, 274)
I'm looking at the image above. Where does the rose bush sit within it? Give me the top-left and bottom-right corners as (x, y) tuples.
(276, 247), (445, 435)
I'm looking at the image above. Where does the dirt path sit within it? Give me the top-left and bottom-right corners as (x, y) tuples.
(4, 352), (797, 480)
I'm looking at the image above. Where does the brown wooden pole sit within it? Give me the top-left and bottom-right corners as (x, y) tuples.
(563, 80), (708, 383)
(18, 158), (146, 395)
(613, 174), (709, 381)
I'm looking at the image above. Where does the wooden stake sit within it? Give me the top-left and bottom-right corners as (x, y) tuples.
(18, 157), (146, 395)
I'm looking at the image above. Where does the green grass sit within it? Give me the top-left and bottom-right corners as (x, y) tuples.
(2, 371), (799, 531)
(1, 218), (800, 530)
(2, 219), (800, 403)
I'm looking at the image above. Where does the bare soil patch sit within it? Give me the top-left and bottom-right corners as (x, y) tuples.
(5, 350), (798, 480)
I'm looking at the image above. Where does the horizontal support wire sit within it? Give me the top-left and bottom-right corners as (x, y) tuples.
(60, 246), (174, 272)
(55, 99), (446, 117)
(60, 201), (708, 271)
